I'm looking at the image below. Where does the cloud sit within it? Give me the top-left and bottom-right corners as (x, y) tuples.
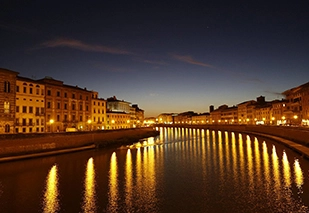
(142, 59), (168, 65)
(171, 53), (214, 68)
(40, 38), (133, 55)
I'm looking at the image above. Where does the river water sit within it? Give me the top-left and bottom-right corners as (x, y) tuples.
(0, 127), (309, 212)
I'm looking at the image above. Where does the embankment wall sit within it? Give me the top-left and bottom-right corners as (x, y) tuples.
(0, 128), (159, 158)
(156, 124), (309, 147)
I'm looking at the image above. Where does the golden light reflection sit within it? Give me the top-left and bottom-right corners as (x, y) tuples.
(294, 159), (304, 189)
(231, 132), (237, 178)
(253, 138), (261, 183)
(218, 131), (224, 181)
(43, 165), (59, 213)
(238, 134), (244, 180)
(246, 136), (253, 188)
(282, 151), (292, 187)
(125, 149), (133, 210)
(272, 145), (281, 196)
(108, 152), (119, 213)
(82, 157), (96, 213)
(262, 142), (270, 185)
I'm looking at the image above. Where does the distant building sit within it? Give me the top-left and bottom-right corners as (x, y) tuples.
(192, 113), (210, 124)
(106, 111), (130, 129)
(157, 113), (173, 124)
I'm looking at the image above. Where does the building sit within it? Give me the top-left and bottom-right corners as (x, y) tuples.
(38, 77), (93, 132)
(221, 106), (238, 124)
(191, 113), (210, 124)
(283, 82), (309, 126)
(157, 113), (173, 124)
(91, 91), (107, 130)
(106, 111), (130, 129)
(107, 96), (131, 113)
(15, 76), (45, 133)
(131, 104), (144, 127)
(0, 68), (18, 134)
(237, 100), (256, 124)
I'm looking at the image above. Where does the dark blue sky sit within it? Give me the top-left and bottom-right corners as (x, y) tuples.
(1, 1), (309, 117)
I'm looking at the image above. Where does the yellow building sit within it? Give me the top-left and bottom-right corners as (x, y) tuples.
(91, 91), (107, 130)
(15, 76), (45, 133)
(237, 100), (256, 124)
(106, 111), (130, 129)
(191, 113), (210, 124)
(157, 113), (173, 124)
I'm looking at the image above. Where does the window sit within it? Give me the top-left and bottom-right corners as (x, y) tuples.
(64, 114), (68, 121)
(22, 119), (26, 126)
(57, 91), (60, 97)
(36, 88), (39, 95)
(4, 81), (10, 93)
(29, 106), (33, 113)
(22, 106), (27, 113)
(4, 102), (9, 113)
(86, 106), (89, 111)
(47, 90), (51, 96)
(47, 102), (51, 108)
(36, 107), (39, 115)
(64, 103), (67, 110)
(57, 102), (60, 109)
(23, 87), (26, 93)
(57, 115), (60, 122)
(80, 115), (82, 121)
(80, 105), (82, 110)
(36, 119), (39, 125)
(29, 119), (33, 126)
(29, 87), (33, 94)
(80, 95), (82, 100)
(64, 92), (67, 98)
(5, 124), (10, 133)
(72, 115), (76, 121)
(16, 86), (19, 92)
(41, 107), (45, 114)
(72, 104), (75, 110)
(72, 93), (75, 99)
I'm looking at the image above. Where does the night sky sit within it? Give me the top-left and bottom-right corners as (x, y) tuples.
(1, 1), (309, 117)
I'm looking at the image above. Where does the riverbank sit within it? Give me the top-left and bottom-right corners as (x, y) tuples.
(155, 124), (309, 159)
(0, 127), (159, 163)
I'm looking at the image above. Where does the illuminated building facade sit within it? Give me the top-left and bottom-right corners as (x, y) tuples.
(38, 77), (93, 132)
(0, 68), (18, 134)
(91, 91), (107, 130)
(192, 113), (210, 124)
(15, 76), (45, 133)
(106, 111), (130, 129)
(283, 82), (309, 126)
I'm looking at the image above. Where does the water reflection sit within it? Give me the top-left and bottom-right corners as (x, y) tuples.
(294, 159), (304, 190)
(107, 152), (119, 213)
(42, 165), (59, 213)
(82, 157), (96, 213)
(125, 149), (133, 210)
(282, 151), (292, 188)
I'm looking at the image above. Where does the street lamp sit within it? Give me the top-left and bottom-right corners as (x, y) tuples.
(87, 119), (92, 131)
(49, 119), (54, 132)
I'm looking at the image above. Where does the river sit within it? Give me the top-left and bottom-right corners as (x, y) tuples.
(0, 127), (309, 212)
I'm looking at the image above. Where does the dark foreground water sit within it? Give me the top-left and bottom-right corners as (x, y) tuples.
(1, 127), (309, 212)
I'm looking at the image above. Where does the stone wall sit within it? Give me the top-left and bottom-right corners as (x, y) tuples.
(0, 128), (159, 158)
(156, 124), (309, 147)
